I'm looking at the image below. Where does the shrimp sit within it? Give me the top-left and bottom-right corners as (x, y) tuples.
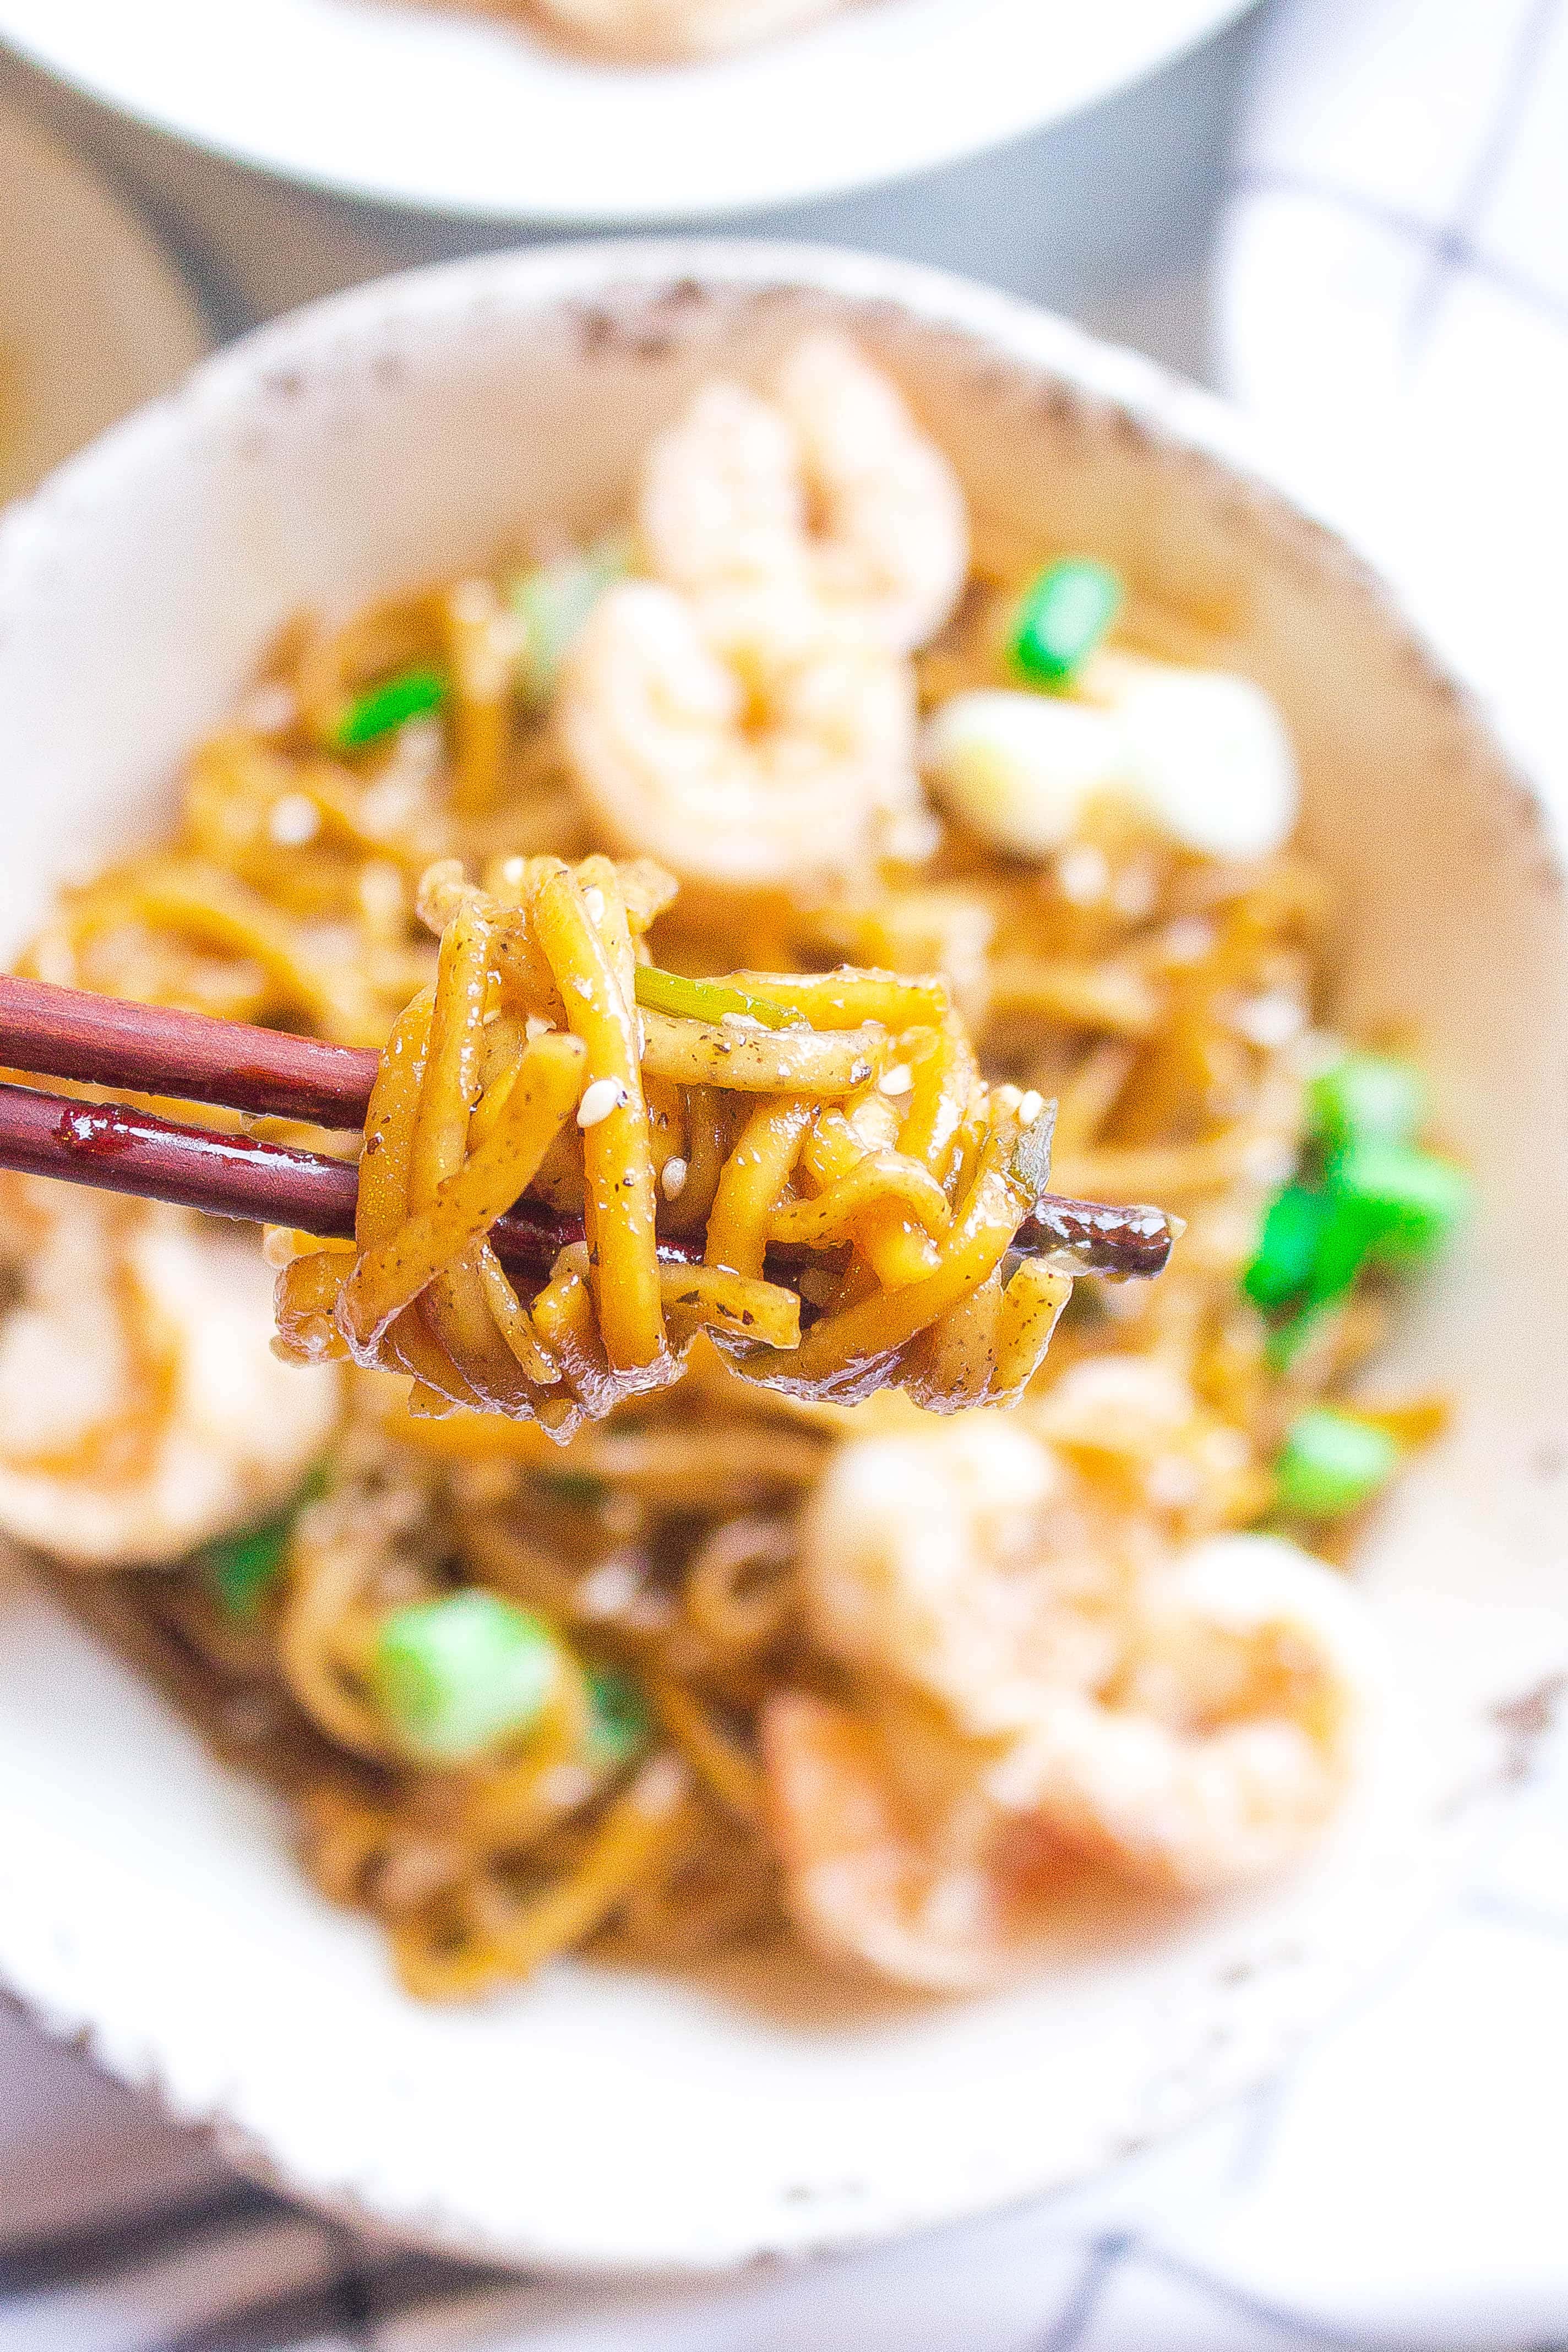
(784, 1415), (1379, 1980)
(558, 578), (932, 890)
(640, 333), (969, 656)
(0, 1175), (339, 1566)
(799, 1417), (1130, 1737)
(761, 1690), (1055, 1991)
(994, 1535), (1380, 1893)
(526, 0), (841, 62)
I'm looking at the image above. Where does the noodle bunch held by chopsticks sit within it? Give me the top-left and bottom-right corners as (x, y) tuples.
(276, 852), (1072, 1433)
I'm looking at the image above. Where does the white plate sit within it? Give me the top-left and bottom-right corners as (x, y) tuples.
(0, 94), (208, 505)
(0, 0), (1257, 224)
(1, 241), (1566, 2272)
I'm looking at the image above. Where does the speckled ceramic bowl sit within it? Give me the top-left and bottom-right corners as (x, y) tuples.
(0, 242), (1565, 2274)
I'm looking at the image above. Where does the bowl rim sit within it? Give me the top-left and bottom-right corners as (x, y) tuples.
(0, 235), (1561, 2277)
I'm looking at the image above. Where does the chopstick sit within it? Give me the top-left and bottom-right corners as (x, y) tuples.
(0, 973), (378, 1126)
(0, 975), (1176, 1280)
(0, 1077), (611, 1277)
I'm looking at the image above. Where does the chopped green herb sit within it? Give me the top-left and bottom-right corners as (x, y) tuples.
(1308, 1052), (1425, 1155)
(510, 534), (631, 707)
(199, 1461), (329, 1622)
(1243, 1183), (1331, 1311)
(537, 1469), (610, 1511)
(584, 1666), (650, 1769)
(374, 1589), (559, 1763)
(335, 666), (447, 749)
(633, 963), (799, 1031)
(1009, 558), (1123, 690)
(1331, 1141), (1470, 1266)
(1276, 1407), (1400, 1518)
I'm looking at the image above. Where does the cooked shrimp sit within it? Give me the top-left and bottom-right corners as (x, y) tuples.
(762, 1690), (1046, 1991)
(558, 578), (931, 889)
(640, 333), (968, 656)
(799, 1417), (1129, 1737)
(525, 0), (841, 62)
(0, 1175), (338, 1566)
(993, 1534), (1380, 1893)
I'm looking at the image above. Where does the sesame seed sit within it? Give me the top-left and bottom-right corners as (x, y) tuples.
(577, 1076), (629, 1130)
(1163, 918), (1215, 965)
(1231, 991), (1304, 1049)
(577, 1558), (641, 1618)
(660, 1156), (689, 1201)
(261, 1226), (298, 1267)
(524, 1013), (554, 1040)
(878, 1064), (913, 1096)
(1018, 1088), (1046, 1124)
(268, 792), (319, 847)
(1055, 843), (1109, 905)
(582, 886), (606, 924)
(497, 856), (527, 889)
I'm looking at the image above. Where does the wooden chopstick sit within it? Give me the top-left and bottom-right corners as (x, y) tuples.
(0, 1077), (615, 1275)
(0, 976), (1176, 1281)
(0, 974), (378, 1125)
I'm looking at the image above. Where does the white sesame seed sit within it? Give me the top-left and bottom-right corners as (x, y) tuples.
(1231, 990), (1305, 1049)
(660, 1155), (689, 1201)
(1163, 917), (1216, 965)
(1018, 1088), (1046, 1125)
(577, 1076), (628, 1130)
(577, 1558), (641, 1618)
(878, 1064), (913, 1096)
(582, 886), (606, 924)
(524, 1013), (554, 1041)
(267, 792), (319, 847)
(260, 1226), (298, 1267)
(1112, 862), (1158, 921)
(537, 1762), (596, 1811)
(497, 856), (527, 890)
(1055, 843), (1109, 905)
(720, 1010), (764, 1032)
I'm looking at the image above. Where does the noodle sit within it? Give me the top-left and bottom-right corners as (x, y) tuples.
(7, 336), (1455, 2000)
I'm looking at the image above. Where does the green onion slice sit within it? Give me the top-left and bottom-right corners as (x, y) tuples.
(510, 534), (630, 708)
(335, 666), (448, 749)
(199, 1462), (328, 1621)
(633, 963), (800, 1031)
(1330, 1141), (1469, 1266)
(374, 1589), (559, 1763)
(1243, 1183), (1331, 1311)
(1309, 1052), (1425, 1155)
(1009, 558), (1124, 691)
(584, 1666), (651, 1769)
(1275, 1406), (1400, 1518)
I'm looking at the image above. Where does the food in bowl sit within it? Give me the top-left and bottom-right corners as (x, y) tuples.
(6, 334), (1465, 2001)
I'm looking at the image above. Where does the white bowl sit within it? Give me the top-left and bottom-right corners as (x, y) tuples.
(1, 241), (1566, 2274)
(0, 0), (1256, 224)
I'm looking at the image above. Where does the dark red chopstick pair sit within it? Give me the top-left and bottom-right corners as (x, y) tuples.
(0, 974), (1175, 1282)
